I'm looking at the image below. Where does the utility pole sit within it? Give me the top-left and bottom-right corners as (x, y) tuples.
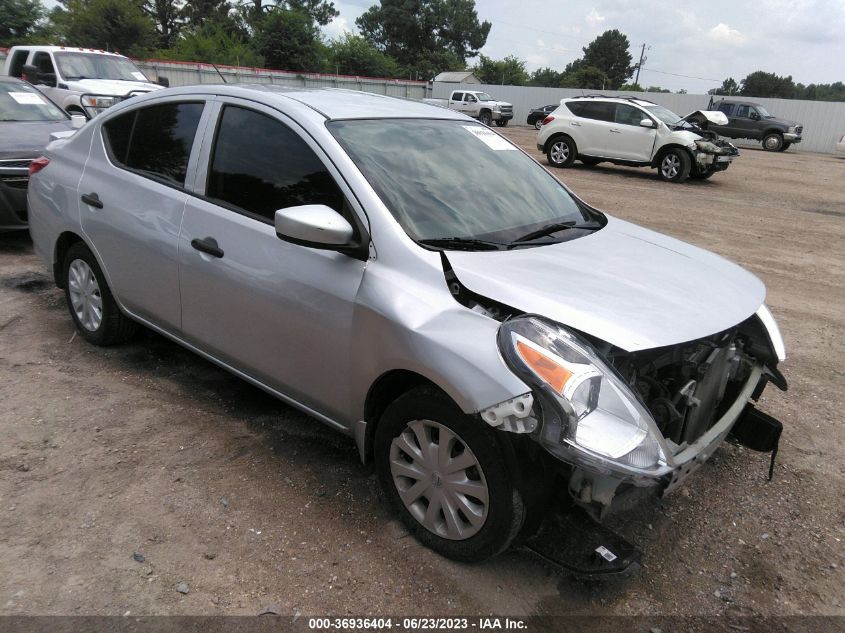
(634, 43), (649, 86)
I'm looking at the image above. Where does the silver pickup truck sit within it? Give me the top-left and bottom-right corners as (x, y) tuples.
(424, 89), (514, 127)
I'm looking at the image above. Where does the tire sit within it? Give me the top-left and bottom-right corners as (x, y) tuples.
(546, 136), (577, 168)
(779, 142), (791, 152)
(580, 157), (602, 166)
(657, 148), (692, 183)
(534, 119), (543, 130)
(375, 387), (525, 562)
(495, 119), (508, 127)
(762, 133), (783, 151)
(478, 111), (492, 126)
(63, 242), (138, 346)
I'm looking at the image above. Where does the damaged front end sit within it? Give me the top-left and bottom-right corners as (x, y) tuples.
(680, 111), (740, 176)
(487, 311), (786, 518)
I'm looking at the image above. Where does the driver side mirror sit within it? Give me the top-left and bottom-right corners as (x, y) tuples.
(274, 204), (367, 260)
(70, 114), (86, 129)
(21, 64), (41, 85)
(156, 76), (170, 88)
(750, 111), (760, 120)
(639, 118), (655, 128)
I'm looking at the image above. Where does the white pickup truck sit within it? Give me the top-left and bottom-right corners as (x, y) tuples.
(423, 90), (514, 127)
(3, 46), (165, 118)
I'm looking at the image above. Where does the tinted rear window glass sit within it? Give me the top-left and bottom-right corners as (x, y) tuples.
(206, 105), (344, 222)
(717, 103), (734, 115)
(104, 102), (203, 186)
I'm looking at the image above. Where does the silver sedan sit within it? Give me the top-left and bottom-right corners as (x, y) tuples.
(27, 85), (787, 563)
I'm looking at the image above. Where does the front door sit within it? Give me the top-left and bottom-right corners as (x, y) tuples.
(607, 104), (657, 161)
(78, 98), (208, 330)
(178, 100), (368, 423)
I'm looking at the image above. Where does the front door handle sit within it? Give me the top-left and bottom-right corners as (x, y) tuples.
(609, 128), (621, 134)
(81, 192), (103, 209)
(571, 121), (581, 127)
(191, 237), (224, 258)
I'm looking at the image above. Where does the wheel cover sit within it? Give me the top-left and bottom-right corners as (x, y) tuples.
(551, 141), (570, 164)
(535, 120), (542, 130)
(764, 136), (780, 150)
(68, 259), (103, 332)
(389, 419), (489, 541)
(661, 153), (681, 179)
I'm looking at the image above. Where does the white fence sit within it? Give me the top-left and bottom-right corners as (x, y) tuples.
(432, 82), (845, 154)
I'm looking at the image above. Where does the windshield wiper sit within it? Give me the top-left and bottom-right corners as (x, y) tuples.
(509, 221), (601, 245)
(418, 237), (505, 251)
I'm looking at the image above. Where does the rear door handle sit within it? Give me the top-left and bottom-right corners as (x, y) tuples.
(571, 121), (581, 127)
(81, 192), (103, 209)
(609, 128), (621, 133)
(191, 237), (224, 259)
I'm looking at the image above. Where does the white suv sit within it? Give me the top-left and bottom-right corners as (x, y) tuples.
(537, 96), (739, 183)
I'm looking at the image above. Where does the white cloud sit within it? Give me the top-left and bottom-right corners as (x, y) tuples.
(585, 8), (605, 26)
(707, 23), (747, 43)
(322, 16), (352, 41)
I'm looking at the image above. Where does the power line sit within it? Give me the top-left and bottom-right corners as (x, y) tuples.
(640, 67), (723, 83)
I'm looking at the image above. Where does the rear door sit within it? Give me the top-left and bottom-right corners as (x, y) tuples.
(78, 97), (209, 330)
(568, 101), (616, 156)
(177, 99), (368, 422)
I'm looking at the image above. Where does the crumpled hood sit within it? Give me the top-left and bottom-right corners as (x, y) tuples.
(682, 110), (729, 126)
(0, 120), (76, 156)
(447, 216), (765, 352)
(67, 79), (162, 97)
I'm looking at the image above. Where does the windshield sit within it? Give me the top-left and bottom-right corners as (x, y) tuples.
(0, 82), (68, 122)
(328, 119), (596, 247)
(476, 93), (493, 102)
(55, 52), (149, 82)
(643, 104), (682, 126)
(756, 106), (772, 118)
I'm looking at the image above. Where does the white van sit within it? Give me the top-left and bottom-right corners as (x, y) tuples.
(3, 46), (165, 118)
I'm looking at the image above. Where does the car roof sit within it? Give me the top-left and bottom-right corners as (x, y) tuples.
(9, 45), (126, 58)
(564, 96), (656, 107)
(714, 99), (760, 106)
(148, 84), (468, 121)
(0, 76), (25, 84)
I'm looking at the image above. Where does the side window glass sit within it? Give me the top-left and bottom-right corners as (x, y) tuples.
(33, 52), (55, 74)
(614, 104), (644, 126)
(466, 95), (476, 102)
(103, 102), (204, 186)
(452, 92), (463, 101)
(207, 106), (345, 223)
(717, 103), (734, 115)
(10, 51), (29, 77)
(580, 102), (614, 122)
(736, 105), (750, 118)
(565, 102), (584, 116)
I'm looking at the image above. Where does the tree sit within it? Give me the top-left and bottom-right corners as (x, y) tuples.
(158, 21), (262, 65)
(243, 0), (337, 25)
(559, 64), (608, 89)
(472, 54), (528, 85)
(580, 29), (632, 89)
(0, 0), (44, 46)
(528, 66), (562, 87)
(142, 0), (185, 48)
(741, 71), (796, 98)
(51, 0), (156, 56)
(252, 8), (321, 71)
(328, 33), (398, 77)
(357, 0), (490, 79)
(618, 82), (643, 91)
(709, 77), (738, 96)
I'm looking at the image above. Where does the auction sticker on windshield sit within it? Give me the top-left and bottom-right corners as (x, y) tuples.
(9, 92), (46, 105)
(463, 125), (517, 151)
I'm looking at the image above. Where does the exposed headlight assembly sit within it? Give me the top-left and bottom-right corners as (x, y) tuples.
(695, 140), (723, 154)
(81, 95), (117, 109)
(498, 316), (669, 477)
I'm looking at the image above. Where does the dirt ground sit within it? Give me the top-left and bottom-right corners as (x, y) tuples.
(0, 128), (843, 622)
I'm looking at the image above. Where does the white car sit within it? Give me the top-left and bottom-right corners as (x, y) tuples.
(3, 46), (165, 118)
(537, 96), (739, 183)
(836, 133), (845, 155)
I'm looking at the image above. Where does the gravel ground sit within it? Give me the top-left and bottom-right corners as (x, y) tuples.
(0, 129), (843, 620)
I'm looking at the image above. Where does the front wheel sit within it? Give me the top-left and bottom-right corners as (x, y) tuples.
(546, 136), (577, 168)
(762, 133), (784, 151)
(657, 149), (691, 183)
(478, 111), (492, 126)
(375, 387), (524, 562)
(495, 119), (508, 127)
(63, 242), (138, 345)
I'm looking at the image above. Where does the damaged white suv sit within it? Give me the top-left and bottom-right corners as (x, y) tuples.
(29, 86), (785, 570)
(538, 95), (739, 183)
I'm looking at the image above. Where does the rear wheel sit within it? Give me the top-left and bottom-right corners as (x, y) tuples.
(375, 387), (524, 562)
(534, 119), (543, 130)
(63, 242), (138, 346)
(657, 149), (691, 183)
(546, 136), (577, 168)
(762, 133), (783, 151)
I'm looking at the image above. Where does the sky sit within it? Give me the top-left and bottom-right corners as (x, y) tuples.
(322, 0), (845, 93)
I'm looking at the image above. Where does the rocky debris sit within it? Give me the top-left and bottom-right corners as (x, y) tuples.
(176, 582), (189, 594)
(132, 552), (145, 563)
